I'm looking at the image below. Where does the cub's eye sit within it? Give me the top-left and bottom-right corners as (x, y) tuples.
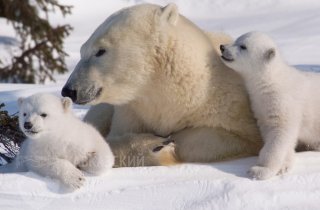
(240, 45), (247, 50)
(23, 113), (26, 117)
(95, 49), (106, 57)
(40, 113), (47, 118)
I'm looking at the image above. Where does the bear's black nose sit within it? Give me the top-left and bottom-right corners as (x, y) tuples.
(61, 86), (77, 102)
(220, 45), (225, 53)
(24, 122), (33, 130)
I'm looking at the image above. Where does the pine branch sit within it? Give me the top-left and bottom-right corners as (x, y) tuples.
(0, 0), (73, 83)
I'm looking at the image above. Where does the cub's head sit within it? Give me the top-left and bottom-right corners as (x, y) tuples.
(220, 31), (277, 76)
(62, 3), (180, 105)
(18, 93), (72, 139)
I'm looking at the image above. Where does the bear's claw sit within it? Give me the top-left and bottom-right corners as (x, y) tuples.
(163, 139), (175, 145)
(153, 146), (164, 152)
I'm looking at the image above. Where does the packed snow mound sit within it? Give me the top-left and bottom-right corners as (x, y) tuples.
(1, 153), (320, 210)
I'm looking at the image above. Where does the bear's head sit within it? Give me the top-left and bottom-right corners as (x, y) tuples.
(18, 93), (72, 139)
(220, 31), (277, 77)
(62, 3), (180, 105)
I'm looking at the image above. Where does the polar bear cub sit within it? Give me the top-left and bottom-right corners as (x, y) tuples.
(0, 93), (114, 190)
(220, 31), (320, 180)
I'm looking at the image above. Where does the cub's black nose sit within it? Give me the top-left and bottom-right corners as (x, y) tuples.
(220, 45), (225, 53)
(61, 86), (77, 102)
(24, 122), (33, 130)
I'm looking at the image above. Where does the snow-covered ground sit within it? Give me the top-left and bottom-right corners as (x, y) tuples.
(1, 0), (320, 209)
(2, 153), (320, 210)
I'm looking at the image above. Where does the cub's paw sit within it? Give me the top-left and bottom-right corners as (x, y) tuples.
(152, 139), (178, 166)
(248, 166), (277, 180)
(62, 169), (85, 190)
(278, 157), (294, 175)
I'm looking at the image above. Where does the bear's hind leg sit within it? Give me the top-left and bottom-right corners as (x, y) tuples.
(169, 127), (260, 163)
(108, 133), (178, 167)
(152, 139), (178, 166)
(78, 148), (114, 175)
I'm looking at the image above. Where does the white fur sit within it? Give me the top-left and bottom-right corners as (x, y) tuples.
(221, 31), (320, 179)
(0, 93), (114, 190)
(63, 4), (262, 167)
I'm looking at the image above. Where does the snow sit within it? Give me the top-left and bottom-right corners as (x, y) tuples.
(2, 153), (320, 210)
(1, 0), (320, 209)
(0, 36), (19, 68)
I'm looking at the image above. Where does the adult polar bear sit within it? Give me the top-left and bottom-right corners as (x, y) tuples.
(62, 3), (262, 167)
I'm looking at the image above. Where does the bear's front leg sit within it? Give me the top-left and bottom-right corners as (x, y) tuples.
(248, 125), (298, 180)
(28, 158), (85, 190)
(84, 103), (114, 137)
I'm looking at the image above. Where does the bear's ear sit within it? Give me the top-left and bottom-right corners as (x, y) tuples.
(160, 3), (179, 26)
(18, 97), (24, 108)
(61, 97), (72, 112)
(265, 48), (276, 61)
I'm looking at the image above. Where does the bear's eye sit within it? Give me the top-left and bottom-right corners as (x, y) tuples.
(240, 45), (247, 50)
(23, 113), (26, 117)
(40, 113), (47, 118)
(95, 49), (106, 57)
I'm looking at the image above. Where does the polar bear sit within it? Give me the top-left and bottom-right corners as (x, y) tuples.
(62, 3), (263, 167)
(220, 31), (320, 179)
(0, 93), (114, 190)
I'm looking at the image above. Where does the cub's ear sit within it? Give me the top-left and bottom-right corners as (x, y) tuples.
(159, 3), (179, 26)
(61, 97), (72, 112)
(265, 48), (275, 61)
(18, 97), (24, 108)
